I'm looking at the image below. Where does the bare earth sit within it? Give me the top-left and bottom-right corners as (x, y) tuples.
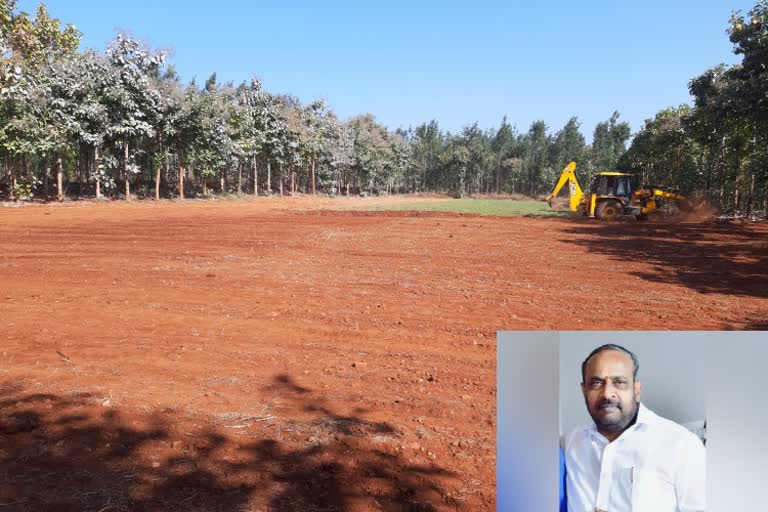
(1, 197), (766, 511)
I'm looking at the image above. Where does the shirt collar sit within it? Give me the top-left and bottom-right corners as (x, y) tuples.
(635, 402), (655, 427)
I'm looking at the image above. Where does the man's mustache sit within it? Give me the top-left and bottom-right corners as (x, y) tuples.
(597, 399), (621, 410)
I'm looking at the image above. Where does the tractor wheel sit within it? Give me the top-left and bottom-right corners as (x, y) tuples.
(596, 200), (623, 221)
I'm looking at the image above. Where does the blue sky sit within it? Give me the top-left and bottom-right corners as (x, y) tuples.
(18, 1), (754, 140)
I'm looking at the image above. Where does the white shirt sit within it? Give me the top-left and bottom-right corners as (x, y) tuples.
(563, 403), (706, 512)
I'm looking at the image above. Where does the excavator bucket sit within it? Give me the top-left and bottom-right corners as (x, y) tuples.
(545, 162), (583, 213)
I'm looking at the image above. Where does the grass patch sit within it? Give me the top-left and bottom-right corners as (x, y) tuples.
(341, 198), (566, 217)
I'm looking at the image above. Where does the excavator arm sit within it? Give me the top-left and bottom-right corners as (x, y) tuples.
(651, 188), (694, 212)
(546, 161), (584, 212)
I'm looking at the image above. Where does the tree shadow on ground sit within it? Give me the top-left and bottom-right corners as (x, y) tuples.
(0, 376), (460, 512)
(555, 219), (768, 299)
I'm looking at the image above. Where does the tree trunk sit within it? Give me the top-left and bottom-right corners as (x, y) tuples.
(164, 153), (170, 198)
(704, 147), (712, 194)
(8, 160), (16, 201)
(735, 158), (746, 212)
(253, 158), (258, 196)
(291, 168), (295, 196)
(764, 191), (768, 219)
(155, 160), (162, 200)
(238, 161), (243, 194)
(124, 141), (131, 201)
(220, 171), (225, 193)
(279, 163), (283, 196)
(496, 155), (501, 194)
(267, 160), (271, 194)
(719, 135), (727, 210)
(202, 177), (207, 197)
(56, 154), (63, 201)
(44, 159), (51, 199)
(311, 159), (316, 196)
(95, 146), (102, 199)
(178, 162), (185, 200)
(78, 144), (85, 198)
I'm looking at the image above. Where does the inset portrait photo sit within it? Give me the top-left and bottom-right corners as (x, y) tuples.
(561, 337), (705, 512)
(498, 332), (766, 512)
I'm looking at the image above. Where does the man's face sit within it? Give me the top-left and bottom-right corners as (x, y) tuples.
(581, 350), (642, 436)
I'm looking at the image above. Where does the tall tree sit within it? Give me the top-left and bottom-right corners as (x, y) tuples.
(591, 111), (631, 172)
(550, 117), (586, 174)
(103, 34), (165, 200)
(491, 115), (516, 193)
(521, 120), (550, 196)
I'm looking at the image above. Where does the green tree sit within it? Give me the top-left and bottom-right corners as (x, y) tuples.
(619, 106), (701, 193)
(409, 120), (443, 192)
(104, 34), (166, 200)
(550, 117), (586, 174)
(521, 120), (550, 196)
(491, 115), (516, 193)
(590, 111), (631, 172)
(1, 0), (81, 199)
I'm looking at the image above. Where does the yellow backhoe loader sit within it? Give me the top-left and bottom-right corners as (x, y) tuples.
(545, 161), (695, 221)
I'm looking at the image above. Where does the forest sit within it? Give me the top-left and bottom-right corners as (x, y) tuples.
(1, 0), (766, 213)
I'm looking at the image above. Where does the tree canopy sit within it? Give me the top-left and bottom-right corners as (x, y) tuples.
(1, 0), (765, 213)
(620, 0), (768, 213)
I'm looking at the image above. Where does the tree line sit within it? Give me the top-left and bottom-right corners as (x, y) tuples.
(1, 0), (766, 213)
(620, 1), (768, 214)
(0, 1), (631, 202)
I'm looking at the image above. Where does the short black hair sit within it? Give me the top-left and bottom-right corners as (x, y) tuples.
(581, 344), (639, 382)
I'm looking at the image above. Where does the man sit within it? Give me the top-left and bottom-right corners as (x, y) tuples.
(563, 344), (705, 512)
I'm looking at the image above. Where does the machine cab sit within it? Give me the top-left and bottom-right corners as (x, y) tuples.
(590, 173), (636, 203)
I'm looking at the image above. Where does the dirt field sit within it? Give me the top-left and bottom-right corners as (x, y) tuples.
(1, 197), (766, 511)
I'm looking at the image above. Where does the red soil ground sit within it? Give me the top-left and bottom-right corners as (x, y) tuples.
(1, 198), (766, 511)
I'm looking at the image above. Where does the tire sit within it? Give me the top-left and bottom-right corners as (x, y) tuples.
(596, 200), (623, 221)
